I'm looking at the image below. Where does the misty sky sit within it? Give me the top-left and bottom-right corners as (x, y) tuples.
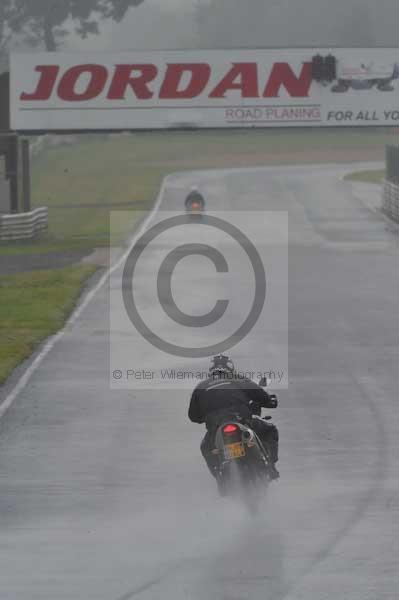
(64, 0), (399, 53)
(149, 0), (193, 6)
(4, 0), (399, 58)
(67, 0), (197, 51)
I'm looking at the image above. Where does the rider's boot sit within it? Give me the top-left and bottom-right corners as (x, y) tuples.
(269, 463), (280, 480)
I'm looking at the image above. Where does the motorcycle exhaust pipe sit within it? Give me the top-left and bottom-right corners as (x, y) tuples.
(242, 429), (256, 447)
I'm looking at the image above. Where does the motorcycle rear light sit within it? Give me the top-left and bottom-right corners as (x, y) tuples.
(223, 424), (239, 434)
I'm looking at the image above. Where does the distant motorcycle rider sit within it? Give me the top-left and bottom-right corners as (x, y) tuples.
(184, 187), (205, 210)
(189, 355), (280, 481)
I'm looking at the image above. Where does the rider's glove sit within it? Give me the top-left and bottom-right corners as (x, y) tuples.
(266, 394), (278, 409)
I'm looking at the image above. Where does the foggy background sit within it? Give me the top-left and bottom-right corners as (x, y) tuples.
(0, 0), (399, 68)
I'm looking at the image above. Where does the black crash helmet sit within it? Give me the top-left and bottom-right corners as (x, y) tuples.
(209, 354), (235, 378)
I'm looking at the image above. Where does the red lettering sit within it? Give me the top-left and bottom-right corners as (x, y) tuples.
(58, 64), (108, 101)
(20, 59), (314, 108)
(159, 63), (211, 99)
(209, 63), (259, 98)
(263, 62), (312, 98)
(107, 64), (157, 100)
(21, 65), (59, 101)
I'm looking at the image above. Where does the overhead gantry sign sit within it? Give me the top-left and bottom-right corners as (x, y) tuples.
(10, 48), (399, 131)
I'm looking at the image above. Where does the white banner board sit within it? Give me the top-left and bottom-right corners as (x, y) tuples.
(10, 48), (399, 130)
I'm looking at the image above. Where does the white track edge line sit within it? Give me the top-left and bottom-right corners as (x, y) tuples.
(0, 176), (169, 420)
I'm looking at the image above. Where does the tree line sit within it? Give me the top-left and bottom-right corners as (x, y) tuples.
(0, 0), (144, 56)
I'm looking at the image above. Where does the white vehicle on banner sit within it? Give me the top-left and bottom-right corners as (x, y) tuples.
(332, 60), (399, 92)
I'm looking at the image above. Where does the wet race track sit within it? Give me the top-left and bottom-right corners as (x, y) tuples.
(0, 164), (398, 599)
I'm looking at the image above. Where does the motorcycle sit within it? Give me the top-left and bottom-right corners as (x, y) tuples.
(212, 390), (278, 511)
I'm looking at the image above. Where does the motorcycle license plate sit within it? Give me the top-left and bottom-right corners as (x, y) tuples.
(226, 442), (245, 459)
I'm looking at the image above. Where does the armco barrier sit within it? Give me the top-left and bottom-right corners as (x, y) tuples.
(386, 145), (399, 184)
(0, 207), (48, 241)
(382, 180), (399, 223)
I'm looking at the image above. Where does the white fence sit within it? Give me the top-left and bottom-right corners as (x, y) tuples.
(0, 207), (48, 241)
(382, 180), (399, 222)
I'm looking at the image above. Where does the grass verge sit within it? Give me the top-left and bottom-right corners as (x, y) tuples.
(344, 169), (385, 184)
(0, 266), (96, 385)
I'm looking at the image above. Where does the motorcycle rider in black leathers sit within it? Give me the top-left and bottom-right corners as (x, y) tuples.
(189, 355), (280, 481)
